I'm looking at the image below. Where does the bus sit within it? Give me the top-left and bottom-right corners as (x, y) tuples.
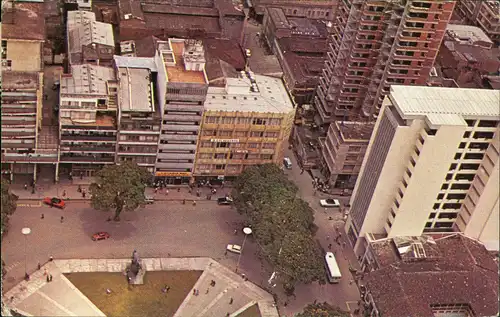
(325, 252), (342, 283)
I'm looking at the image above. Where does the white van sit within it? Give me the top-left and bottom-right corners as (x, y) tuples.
(283, 157), (292, 169)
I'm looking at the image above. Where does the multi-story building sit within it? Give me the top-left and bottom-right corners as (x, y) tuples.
(63, 0), (92, 11)
(58, 64), (119, 177)
(263, 7), (329, 106)
(251, 0), (337, 22)
(194, 71), (295, 181)
(345, 85), (500, 255)
(114, 56), (161, 174)
(436, 24), (500, 89)
(315, 0), (456, 124)
(455, 0), (500, 44)
(66, 11), (115, 66)
(319, 121), (373, 191)
(154, 39), (209, 185)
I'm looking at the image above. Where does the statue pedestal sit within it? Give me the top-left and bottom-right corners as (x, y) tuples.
(126, 261), (146, 285)
(130, 267), (145, 285)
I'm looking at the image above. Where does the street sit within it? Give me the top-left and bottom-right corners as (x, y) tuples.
(1, 149), (361, 315)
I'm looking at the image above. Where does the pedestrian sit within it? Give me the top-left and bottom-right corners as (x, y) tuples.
(328, 243), (332, 250)
(177, 188), (180, 192)
(62, 190), (67, 198)
(196, 189), (201, 197)
(342, 242), (346, 249)
(49, 256), (53, 262)
(195, 289), (199, 296)
(60, 216), (64, 223)
(224, 250), (228, 256)
(106, 288), (111, 294)
(166, 286), (170, 293)
(38, 262), (41, 270)
(182, 199), (186, 204)
(49, 274), (53, 282)
(69, 172), (73, 180)
(326, 235), (330, 240)
(229, 297), (233, 304)
(80, 172), (83, 180)
(24, 183), (28, 190)
(205, 288), (209, 294)
(154, 187), (158, 194)
(82, 190), (86, 198)
(233, 229), (238, 235)
(31, 187), (35, 194)
(313, 190), (317, 196)
(221, 181), (225, 189)
(41, 213), (44, 219)
(165, 189), (169, 196)
(188, 188), (192, 194)
(192, 200), (196, 206)
(77, 185), (82, 193)
(44, 268), (48, 276)
(46, 275), (50, 282)
(300, 169), (304, 175)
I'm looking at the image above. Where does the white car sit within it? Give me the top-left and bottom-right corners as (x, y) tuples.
(226, 244), (242, 254)
(320, 199), (341, 208)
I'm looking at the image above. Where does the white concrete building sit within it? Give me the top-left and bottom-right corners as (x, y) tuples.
(345, 85), (500, 254)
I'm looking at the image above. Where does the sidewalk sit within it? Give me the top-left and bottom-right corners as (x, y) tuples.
(12, 181), (233, 202)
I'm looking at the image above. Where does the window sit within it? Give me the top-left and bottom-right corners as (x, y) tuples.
(458, 142), (466, 149)
(463, 131), (471, 138)
(252, 118), (266, 125)
(437, 193), (444, 199)
(251, 131), (264, 137)
(442, 203), (461, 209)
(445, 174), (452, 181)
(349, 146), (361, 152)
(248, 143), (259, 148)
(478, 120), (498, 128)
(425, 222), (432, 228)
(261, 154), (273, 160)
(460, 163), (479, 170)
(449, 163), (457, 170)
(262, 143), (275, 149)
(215, 164), (226, 170)
(214, 153), (226, 159)
(206, 116), (218, 123)
(1, 40), (6, 59)
(216, 142), (229, 148)
(465, 120), (475, 127)
(464, 153), (484, 160)
(438, 212), (458, 219)
(450, 183), (471, 190)
(433, 203), (440, 210)
(441, 184), (449, 190)
(454, 153), (462, 160)
(447, 193), (466, 200)
(455, 174), (475, 181)
(429, 213), (436, 219)
(345, 154), (358, 161)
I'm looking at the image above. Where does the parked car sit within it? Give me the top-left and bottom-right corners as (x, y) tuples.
(226, 244), (242, 254)
(320, 199), (341, 208)
(92, 232), (110, 241)
(52, 80), (60, 90)
(145, 196), (154, 204)
(217, 196), (233, 205)
(43, 197), (65, 209)
(283, 157), (292, 169)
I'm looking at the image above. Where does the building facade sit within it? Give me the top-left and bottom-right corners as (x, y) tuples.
(58, 64), (119, 178)
(194, 72), (295, 181)
(154, 39), (209, 184)
(115, 56), (161, 174)
(455, 0), (500, 44)
(251, 0), (337, 22)
(345, 86), (500, 255)
(320, 121), (373, 190)
(315, 0), (456, 124)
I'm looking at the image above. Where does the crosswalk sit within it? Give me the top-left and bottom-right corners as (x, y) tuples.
(4, 261), (21, 272)
(17, 202), (42, 208)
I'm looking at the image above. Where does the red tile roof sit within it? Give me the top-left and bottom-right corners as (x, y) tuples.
(364, 234), (499, 317)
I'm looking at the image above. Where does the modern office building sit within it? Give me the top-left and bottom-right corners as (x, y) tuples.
(58, 64), (119, 177)
(315, 0), (456, 124)
(194, 71), (295, 181)
(345, 86), (500, 254)
(114, 56), (161, 174)
(455, 0), (500, 44)
(154, 39), (209, 185)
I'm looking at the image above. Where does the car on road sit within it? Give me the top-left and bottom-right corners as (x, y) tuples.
(217, 196), (233, 205)
(43, 197), (65, 209)
(320, 199), (341, 208)
(145, 196), (154, 204)
(226, 244), (242, 254)
(92, 232), (110, 241)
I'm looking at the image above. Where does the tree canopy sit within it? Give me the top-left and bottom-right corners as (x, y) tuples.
(1, 179), (18, 235)
(89, 162), (150, 221)
(232, 164), (325, 288)
(296, 302), (350, 317)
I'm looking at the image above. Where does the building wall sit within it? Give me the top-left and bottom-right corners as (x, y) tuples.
(2, 40), (43, 72)
(194, 110), (294, 178)
(456, 0), (500, 44)
(255, 0), (337, 20)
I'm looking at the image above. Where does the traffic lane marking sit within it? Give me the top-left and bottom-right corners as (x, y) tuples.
(16, 202), (42, 208)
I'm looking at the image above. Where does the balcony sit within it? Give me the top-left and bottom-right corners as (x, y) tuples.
(158, 152), (194, 160)
(1, 152), (58, 163)
(59, 155), (115, 163)
(158, 143), (197, 151)
(155, 162), (193, 169)
(163, 124), (200, 132)
(61, 135), (117, 142)
(60, 145), (116, 153)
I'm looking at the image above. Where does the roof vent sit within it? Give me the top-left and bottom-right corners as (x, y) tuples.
(124, 14), (132, 20)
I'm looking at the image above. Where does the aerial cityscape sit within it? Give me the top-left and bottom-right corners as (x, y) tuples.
(0, 0), (498, 316)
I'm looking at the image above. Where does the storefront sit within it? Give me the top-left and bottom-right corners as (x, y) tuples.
(154, 171), (192, 185)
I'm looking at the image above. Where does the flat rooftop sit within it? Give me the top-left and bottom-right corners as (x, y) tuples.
(365, 234), (498, 317)
(446, 24), (493, 45)
(336, 121), (374, 140)
(205, 73), (294, 113)
(118, 67), (154, 112)
(164, 41), (207, 84)
(1, 1), (45, 41)
(61, 64), (116, 95)
(2, 71), (39, 90)
(389, 86), (500, 126)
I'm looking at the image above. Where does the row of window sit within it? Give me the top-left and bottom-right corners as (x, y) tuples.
(199, 141), (276, 149)
(198, 153), (273, 160)
(205, 116), (283, 126)
(202, 130), (279, 138)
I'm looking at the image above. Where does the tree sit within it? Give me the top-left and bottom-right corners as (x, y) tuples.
(296, 302), (350, 317)
(89, 162), (150, 221)
(1, 179), (18, 235)
(232, 164), (325, 288)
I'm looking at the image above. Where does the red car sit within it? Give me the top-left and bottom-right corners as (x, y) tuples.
(43, 197), (65, 209)
(92, 232), (110, 241)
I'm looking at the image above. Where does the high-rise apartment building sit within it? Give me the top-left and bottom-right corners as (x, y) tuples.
(154, 39), (209, 185)
(194, 72), (294, 181)
(455, 0), (500, 44)
(345, 86), (500, 254)
(315, 0), (456, 123)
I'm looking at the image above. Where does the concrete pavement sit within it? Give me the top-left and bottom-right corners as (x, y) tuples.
(5, 258), (279, 317)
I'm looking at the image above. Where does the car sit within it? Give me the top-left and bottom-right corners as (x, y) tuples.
(320, 199), (341, 208)
(43, 197), (65, 209)
(283, 157), (292, 169)
(92, 232), (110, 241)
(52, 80), (60, 90)
(217, 196), (233, 205)
(226, 244), (242, 254)
(145, 196), (154, 204)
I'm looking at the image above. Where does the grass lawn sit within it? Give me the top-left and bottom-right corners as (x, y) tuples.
(237, 303), (262, 317)
(64, 270), (202, 317)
